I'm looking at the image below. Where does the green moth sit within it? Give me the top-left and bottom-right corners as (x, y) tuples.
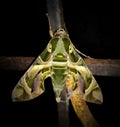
(12, 29), (103, 104)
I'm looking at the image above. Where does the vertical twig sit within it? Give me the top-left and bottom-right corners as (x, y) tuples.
(57, 86), (70, 127)
(46, 0), (67, 36)
(47, 0), (69, 127)
(57, 101), (69, 127)
(46, 0), (101, 127)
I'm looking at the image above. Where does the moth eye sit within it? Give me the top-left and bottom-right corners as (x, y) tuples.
(69, 45), (73, 53)
(47, 44), (52, 52)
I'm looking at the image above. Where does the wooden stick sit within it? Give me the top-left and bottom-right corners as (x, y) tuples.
(71, 93), (100, 127)
(57, 101), (69, 127)
(0, 56), (120, 77)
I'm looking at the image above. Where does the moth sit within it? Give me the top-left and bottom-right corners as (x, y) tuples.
(12, 28), (103, 104)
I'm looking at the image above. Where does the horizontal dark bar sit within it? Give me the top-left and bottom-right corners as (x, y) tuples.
(0, 56), (120, 77)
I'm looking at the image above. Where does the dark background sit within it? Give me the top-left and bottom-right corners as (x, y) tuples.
(1, 1), (120, 127)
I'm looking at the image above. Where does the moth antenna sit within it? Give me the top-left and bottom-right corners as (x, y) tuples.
(75, 48), (93, 59)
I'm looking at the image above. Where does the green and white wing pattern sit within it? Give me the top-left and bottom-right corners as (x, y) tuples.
(12, 29), (103, 104)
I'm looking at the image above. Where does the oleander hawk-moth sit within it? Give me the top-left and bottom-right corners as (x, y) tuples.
(12, 29), (103, 104)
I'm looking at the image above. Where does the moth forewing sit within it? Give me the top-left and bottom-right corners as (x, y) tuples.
(65, 37), (103, 104)
(12, 48), (52, 102)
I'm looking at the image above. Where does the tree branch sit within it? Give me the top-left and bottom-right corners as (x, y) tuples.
(0, 56), (120, 77)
